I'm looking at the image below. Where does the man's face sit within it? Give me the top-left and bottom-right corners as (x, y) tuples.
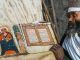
(75, 11), (80, 22)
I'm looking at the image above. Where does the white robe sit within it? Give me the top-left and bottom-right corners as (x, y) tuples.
(63, 33), (80, 60)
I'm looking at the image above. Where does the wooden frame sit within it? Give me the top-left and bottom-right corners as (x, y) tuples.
(22, 23), (54, 46)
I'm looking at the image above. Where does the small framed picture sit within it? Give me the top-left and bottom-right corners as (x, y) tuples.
(13, 25), (26, 53)
(35, 24), (54, 44)
(0, 25), (19, 56)
(22, 24), (39, 46)
(22, 23), (55, 46)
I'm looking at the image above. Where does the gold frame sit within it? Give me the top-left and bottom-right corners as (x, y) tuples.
(22, 23), (55, 46)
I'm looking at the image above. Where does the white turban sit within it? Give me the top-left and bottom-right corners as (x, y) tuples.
(68, 7), (80, 12)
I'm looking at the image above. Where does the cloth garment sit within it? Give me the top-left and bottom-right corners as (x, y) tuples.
(0, 32), (18, 55)
(1, 39), (18, 55)
(0, 51), (57, 60)
(63, 33), (80, 60)
(62, 21), (80, 60)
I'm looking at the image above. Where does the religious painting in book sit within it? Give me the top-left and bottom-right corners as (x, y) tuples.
(13, 25), (26, 53)
(22, 23), (54, 46)
(0, 26), (19, 56)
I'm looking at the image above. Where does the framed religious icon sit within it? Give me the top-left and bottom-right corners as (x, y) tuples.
(22, 24), (39, 46)
(13, 25), (27, 54)
(22, 23), (56, 46)
(35, 23), (55, 45)
(0, 25), (19, 56)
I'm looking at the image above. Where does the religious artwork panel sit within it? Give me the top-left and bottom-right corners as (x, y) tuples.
(0, 25), (19, 56)
(22, 24), (39, 46)
(13, 25), (27, 54)
(35, 23), (54, 45)
(22, 23), (54, 46)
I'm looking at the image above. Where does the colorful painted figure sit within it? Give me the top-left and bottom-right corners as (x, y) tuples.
(0, 28), (18, 55)
(13, 25), (26, 53)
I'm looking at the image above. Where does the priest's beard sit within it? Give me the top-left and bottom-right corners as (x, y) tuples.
(68, 20), (80, 31)
(66, 21), (75, 35)
(75, 20), (80, 30)
(75, 20), (80, 36)
(67, 20), (80, 36)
